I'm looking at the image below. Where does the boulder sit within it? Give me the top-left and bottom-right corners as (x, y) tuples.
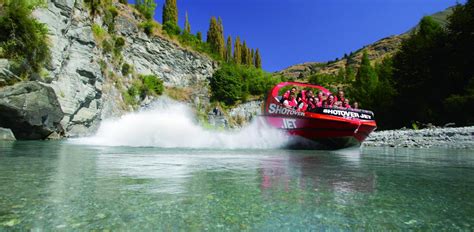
(0, 82), (64, 140)
(0, 59), (21, 87)
(0, 127), (15, 141)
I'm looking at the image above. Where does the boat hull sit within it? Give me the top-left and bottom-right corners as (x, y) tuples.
(260, 113), (376, 149)
(262, 82), (377, 149)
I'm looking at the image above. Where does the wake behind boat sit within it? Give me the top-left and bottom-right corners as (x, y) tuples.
(260, 82), (377, 149)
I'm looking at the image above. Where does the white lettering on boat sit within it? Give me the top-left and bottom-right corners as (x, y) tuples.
(282, 118), (297, 129)
(268, 103), (305, 117)
(322, 108), (372, 120)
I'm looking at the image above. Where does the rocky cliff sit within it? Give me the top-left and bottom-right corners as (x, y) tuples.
(19, 0), (218, 138)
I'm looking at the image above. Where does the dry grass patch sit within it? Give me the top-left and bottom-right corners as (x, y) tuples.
(165, 86), (193, 102)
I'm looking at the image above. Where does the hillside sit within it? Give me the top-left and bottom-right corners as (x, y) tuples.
(277, 7), (453, 79)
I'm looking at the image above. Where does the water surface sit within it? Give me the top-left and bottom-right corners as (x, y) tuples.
(1, 141), (473, 230)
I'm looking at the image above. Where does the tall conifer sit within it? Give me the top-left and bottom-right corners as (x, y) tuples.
(226, 36), (232, 62)
(233, 36), (241, 65)
(241, 41), (248, 65)
(247, 47), (252, 65)
(255, 48), (262, 69)
(196, 31), (202, 41)
(162, 0), (178, 26)
(251, 49), (255, 66)
(184, 11), (191, 33)
(207, 17), (225, 58)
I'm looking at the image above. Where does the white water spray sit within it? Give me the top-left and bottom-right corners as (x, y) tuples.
(74, 97), (288, 149)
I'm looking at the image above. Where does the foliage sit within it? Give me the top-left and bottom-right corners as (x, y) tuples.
(119, 0), (127, 4)
(206, 17), (225, 59)
(209, 63), (282, 105)
(196, 32), (203, 41)
(184, 11), (191, 34)
(225, 36), (232, 63)
(104, 6), (118, 33)
(163, 21), (181, 36)
(122, 63), (131, 76)
(139, 20), (156, 36)
(125, 74), (164, 105)
(0, 0), (50, 79)
(135, 0), (156, 20)
(162, 0), (178, 26)
(92, 24), (107, 42)
(141, 74), (164, 96)
(233, 36), (241, 65)
(392, 16), (449, 127)
(351, 51), (379, 107)
(254, 48), (262, 69)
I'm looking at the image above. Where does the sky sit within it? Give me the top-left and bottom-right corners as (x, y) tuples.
(129, 0), (464, 72)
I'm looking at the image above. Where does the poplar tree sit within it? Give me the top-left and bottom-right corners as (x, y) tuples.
(251, 49), (255, 66)
(241, 41), (248, 65)
(217, 17), (225, 58)
(207, 17), (225, 58)
(135, 0), (156, 20)
(226, 36), (232, 62)
(233, 36), (241, 64)
(255, 48), (262, 69)
(162, 0), (178, 26)
(196, 31), (202, 41)
(247, 47), (252, 66)
(184, 11), (191, 34)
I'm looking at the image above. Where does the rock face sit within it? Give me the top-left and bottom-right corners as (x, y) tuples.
(114, 4), (217, 87)
(33, 0), (111, 136)
(363, 126), (474, 149)
(0, 127), (15, 141)
(229, 100), (263, 126)
(0, 82), (64, 140)
(31, 1), (217, 137)
(0, 59), (21, 87)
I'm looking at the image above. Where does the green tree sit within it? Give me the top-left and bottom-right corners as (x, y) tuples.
(251, 49), (255, 66)
(135, 0), (156, 20)
(247, 47), (252, 66)
(162, 0), (178, 26)
(184, 11), (191, 34)
(241, 41), (248, 65)
(206, 17), (225, 58)
(196, 31), (202, 41)
(0, 0), (50, 79)
(392, 16), (448, 126)
(254, 48), (262, 69)
(209, 64), (242, 105)
(225, 36), (232, 62)
(351, 51), (378, 108)
(233, 36), (241, 64)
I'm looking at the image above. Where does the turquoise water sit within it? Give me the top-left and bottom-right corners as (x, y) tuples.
(1, 141), (473, 230)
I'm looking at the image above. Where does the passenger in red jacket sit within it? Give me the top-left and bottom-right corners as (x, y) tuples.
(283, 92), (298, 108)
(282, 87), (297, 102)
(323, 95), (335, 108)
(353, 101), (359, 109)
(335, 90), (345, 103)
(342, 98), (351, 109)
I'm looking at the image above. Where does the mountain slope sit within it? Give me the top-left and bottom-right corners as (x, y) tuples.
(277, 7), (453, 79)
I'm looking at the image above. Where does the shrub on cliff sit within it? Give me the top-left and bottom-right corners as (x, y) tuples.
(135, 0), (156, 20)
(209, 64), (282, 105)
(141, 75), (164, 96)
(163, 21), (181, 36)
(0, 0), (50, 79)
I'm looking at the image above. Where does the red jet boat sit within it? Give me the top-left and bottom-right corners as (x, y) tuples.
(261, 82), (377, 149)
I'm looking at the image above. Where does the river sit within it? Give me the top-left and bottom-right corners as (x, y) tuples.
(1, 100), (474, 230)
(1, 142), (473, 230)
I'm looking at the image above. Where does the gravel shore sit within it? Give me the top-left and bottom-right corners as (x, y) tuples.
(362, 126), (474, 149)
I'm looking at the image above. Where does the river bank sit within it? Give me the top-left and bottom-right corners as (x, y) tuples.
(363, 126), (474, 149)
